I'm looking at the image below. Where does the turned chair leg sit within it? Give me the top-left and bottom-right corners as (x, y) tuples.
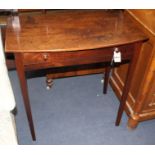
(46, 76), (54, 90)
(103, 66), (111, 94)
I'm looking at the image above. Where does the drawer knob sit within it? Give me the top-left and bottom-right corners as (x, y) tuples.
(43, 53), (48, 61)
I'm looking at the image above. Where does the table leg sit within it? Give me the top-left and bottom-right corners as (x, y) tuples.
(103, 66), (111, 94)
(15, 53), (36, 140)
(115, 43), (142, 126)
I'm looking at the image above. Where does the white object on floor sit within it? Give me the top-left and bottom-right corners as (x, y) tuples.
(0, 28), (17, 144)
(0, 111), (17, 144)
(101, 79), (104, 84)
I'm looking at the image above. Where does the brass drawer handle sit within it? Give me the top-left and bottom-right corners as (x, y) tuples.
(43, 53), (48, 61)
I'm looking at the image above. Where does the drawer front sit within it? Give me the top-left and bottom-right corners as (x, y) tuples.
(23, 44), (134, 68)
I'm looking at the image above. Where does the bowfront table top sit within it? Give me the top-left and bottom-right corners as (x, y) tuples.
(5, 10), (147, 53)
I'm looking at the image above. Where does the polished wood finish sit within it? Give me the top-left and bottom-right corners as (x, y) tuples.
(14, 53), (36, 140)
(127, 10), (155, 35)
(5, 10), (147, 53)
(5, 10), (147, 140)
(110, 10), (155, 128)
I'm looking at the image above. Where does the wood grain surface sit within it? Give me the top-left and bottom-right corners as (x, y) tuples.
(5, 10), (147, 53)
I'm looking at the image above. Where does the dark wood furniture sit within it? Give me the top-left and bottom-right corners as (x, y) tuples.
(5, 10), (147, 140)
(110, 10), (155, 128)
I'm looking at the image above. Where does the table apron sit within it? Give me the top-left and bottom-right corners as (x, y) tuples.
(22, 44), (134, 71)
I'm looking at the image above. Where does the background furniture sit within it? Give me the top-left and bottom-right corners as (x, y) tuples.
(110, 10), (155, 128)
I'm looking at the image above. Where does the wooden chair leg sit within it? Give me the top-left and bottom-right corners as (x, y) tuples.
(103, 66), (111, 94)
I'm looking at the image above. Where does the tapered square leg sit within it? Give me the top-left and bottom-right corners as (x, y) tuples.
(15, 53), (36, 140)
(115, 43), (142, 126)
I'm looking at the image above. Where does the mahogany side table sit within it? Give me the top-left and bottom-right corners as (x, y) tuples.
(5, 10), (148, 140)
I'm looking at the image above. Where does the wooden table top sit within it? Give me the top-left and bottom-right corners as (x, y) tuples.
(5, 10), (148, 53)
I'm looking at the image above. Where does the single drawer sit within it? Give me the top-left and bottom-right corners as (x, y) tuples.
(22, 44), (134, 67)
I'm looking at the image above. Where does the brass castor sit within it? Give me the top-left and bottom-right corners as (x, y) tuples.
(46, 78), (54, 90)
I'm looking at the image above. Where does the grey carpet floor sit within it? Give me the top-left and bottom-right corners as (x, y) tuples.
(9, 71), (155, 145)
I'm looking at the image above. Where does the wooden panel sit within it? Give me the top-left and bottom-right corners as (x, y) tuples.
(131, 42), (153, 99)
(127, 10), (155, 35)
(142, 70), (155, 112)
(141, 56), (155, 112)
